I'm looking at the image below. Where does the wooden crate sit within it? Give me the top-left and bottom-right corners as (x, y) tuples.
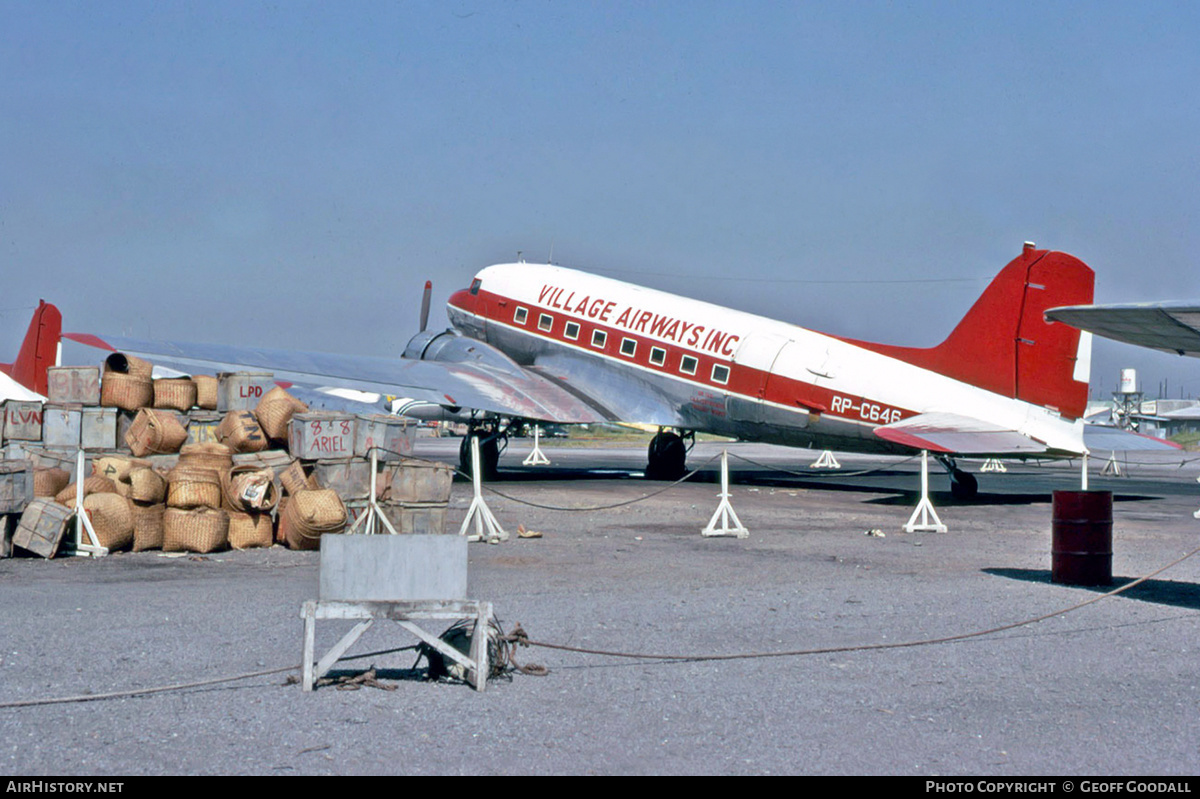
(217, 371), (275, 412)
(354, 414), (415, 461)
(184, 411), (223, 445)
(379, 459), (454, 504)
(81, 406), (118, 450)
(46, 366), (101, 405)
(288, 412), (356, 460)
(1, 513), (15, 558)
(42, 403), (82, 448)
(313, 458), (371, 501)
(0, 461), (33, 514)
(3, 400), (43, 442)
(14, 499), (73, 558)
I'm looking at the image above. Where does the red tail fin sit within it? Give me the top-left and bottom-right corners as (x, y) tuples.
(843, 246), (1094, 419)
(0, 301), (62, 396)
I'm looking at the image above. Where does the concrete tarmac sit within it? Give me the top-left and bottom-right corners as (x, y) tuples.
(2, 439), (1199, 775)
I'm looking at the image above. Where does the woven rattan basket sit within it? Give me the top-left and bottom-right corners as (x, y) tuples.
(104, 352), (153, 380)
(216, 411), (268, 453)
(177, 442), (234, 474)
(163, 507), (229, 553)
(228, 510), (274, 550)
(82, 492), (134, 551)
(255, 386), (307, 441)
(280, 489), (346, 550)
(193, 375), (218, 410)
(221, 466), (278, 512)
(279, 460), (319, 495)
(166, 466), (222, 509)
(153, 378), (198, 412)
(33, 467), (70, 498)
(126, 409), (189, 456)
(55, 475), (117, 506)
(100, 372), (154, 412)
(131, 501), (165, 551)
(128, 467), (167, 504)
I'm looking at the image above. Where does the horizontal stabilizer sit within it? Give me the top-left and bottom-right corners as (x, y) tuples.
(1045, 302), (1200, 358)
(873, 412), (1049, 455)
(1082, 424), (1182, 452)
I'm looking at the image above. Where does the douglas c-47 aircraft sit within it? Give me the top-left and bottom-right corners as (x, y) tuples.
(60, 243), (1169, 498)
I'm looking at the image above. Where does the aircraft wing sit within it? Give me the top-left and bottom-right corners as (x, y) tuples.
(63, 332), (609, 424)
(1045, 302), (1200, 357)
(872, 412), (1053, 455)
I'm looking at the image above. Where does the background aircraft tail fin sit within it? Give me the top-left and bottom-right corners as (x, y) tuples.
(0, 301), (62, 396)
(845, 245), (1094, 419)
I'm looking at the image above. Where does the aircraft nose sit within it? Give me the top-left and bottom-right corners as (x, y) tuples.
(448, 288), (475, 313)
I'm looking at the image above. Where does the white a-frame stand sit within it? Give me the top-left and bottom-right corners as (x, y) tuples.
(903, 450), (947, 533)
(459, 436), (508, 543)
(702, 449), (748, 538)
(1101, 450), (1122, 477)
(981, 458), (1007, 473)
(522, 425), (551, 466)
(810, 450), (841, 469)
(346, 449), (399, 536)
(72, 449), (108, 558)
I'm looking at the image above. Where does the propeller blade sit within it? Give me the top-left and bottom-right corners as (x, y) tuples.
(419, 280), (432, 332)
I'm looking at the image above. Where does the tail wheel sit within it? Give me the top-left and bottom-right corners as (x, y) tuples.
(459, 433), (500, 481)
(646, 431), (687, 481)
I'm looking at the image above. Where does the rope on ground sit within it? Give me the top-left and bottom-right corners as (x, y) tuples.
(726, 450), (918, 479)
(505, 544), (1200, 663)
(477, 452), (721, 511)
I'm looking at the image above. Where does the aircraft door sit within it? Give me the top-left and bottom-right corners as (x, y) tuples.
(726, 333), (789, 425)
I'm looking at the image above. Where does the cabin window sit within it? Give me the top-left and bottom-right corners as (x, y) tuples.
(649, 346), (666, 366)
(564, 321), (580, 340)
(592, 330), (607, 348)
(538, 313), (553, 332)
(711, 364), (730, 384)
(620, 338), (637, 358)
(470, 278), (482, 296)
(514, 306), (528, 324)
(680, 355), (698, 375)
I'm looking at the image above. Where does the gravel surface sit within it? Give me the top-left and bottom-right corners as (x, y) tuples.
(2, 441), (1198, 775)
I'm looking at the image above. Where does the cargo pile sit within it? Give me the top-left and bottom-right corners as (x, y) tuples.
(1, 353), (452, 559)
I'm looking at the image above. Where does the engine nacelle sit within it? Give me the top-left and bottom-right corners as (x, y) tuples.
(401, 329), (522, 374)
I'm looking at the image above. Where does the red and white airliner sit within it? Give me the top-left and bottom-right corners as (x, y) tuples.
(56, 242), (1157, 498)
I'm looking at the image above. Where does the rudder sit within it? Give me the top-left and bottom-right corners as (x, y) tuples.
(0, 301), (62, 396)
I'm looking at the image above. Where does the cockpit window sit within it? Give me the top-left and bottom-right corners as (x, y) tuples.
(469, 278), (482, 295)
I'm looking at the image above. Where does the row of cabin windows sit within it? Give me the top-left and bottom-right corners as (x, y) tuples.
(513, 305), (730, 385)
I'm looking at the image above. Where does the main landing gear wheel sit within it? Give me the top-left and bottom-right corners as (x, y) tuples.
(949, 468), (978, 500)
(645, 431), (688, 481)
(459, 433), (500, 481)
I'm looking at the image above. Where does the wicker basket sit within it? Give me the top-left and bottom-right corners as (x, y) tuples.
(166, 466), (222, 509)
(33, 467), (70, 498)
(216, 411), (267, 453)
(177, 442), (234, 474)
(131, 501), (165, 551)
(126, 409), (189, 456)
(104, 352), (154, 380)
(128, 467), (167, 504)
(100, 372), (154, 412)
(228, 510), (274, 550)
(153, 378), (197, 412)
(82, 493), (134, 551)
(280, 489), (346, 550)
(94, 456), (151, 484)
(279, 460), (320, 495)
(255, 386), (307, 441)
(193, 375), (218, 410)
(163, 507), (229, 553)
(55, 475), (117, 506)
(221, 466), (278, 512)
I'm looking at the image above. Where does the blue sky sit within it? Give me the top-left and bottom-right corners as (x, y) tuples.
(3, 1), (1199, 398)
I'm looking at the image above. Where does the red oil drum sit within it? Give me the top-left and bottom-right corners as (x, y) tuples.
(1051, 490), (1113, 586)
